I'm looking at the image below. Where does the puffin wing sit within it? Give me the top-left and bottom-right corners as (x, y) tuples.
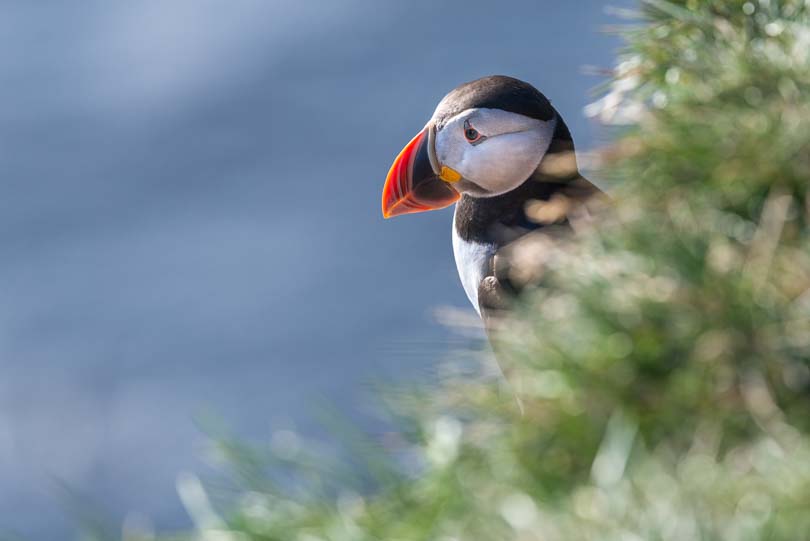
(476, 173), (603, 330)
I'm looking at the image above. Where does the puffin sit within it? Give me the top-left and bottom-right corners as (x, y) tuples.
(382, 75), (601, 344)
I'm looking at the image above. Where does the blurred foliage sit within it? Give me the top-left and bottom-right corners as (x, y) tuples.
(145, 1), (810, 540)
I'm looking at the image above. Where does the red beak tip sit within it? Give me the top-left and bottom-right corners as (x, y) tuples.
(381, 203), (401, 219)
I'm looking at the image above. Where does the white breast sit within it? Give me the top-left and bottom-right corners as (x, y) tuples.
(452, 207), (496, 315)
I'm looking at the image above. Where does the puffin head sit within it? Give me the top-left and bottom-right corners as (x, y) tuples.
(382, 75), (559, 218)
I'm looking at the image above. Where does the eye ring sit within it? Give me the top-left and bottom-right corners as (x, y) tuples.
(463, 119), (482, 143)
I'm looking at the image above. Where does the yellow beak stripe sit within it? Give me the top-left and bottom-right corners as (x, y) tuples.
(440, 166), (462, 183)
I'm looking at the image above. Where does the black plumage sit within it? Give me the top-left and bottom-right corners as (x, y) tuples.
(433, 75), (556, 128)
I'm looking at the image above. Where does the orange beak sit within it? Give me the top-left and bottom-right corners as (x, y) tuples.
(381, 127), (460, 218)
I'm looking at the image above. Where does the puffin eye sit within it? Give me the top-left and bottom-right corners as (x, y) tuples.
(463, 119), (482, 143)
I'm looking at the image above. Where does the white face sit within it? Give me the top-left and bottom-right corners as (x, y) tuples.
(432, 107), (557, 197)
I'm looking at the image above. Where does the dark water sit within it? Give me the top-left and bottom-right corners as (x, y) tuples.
(0, 1), (625, 537)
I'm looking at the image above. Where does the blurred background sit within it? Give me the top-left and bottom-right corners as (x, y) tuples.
(0, 1), (625, 538)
